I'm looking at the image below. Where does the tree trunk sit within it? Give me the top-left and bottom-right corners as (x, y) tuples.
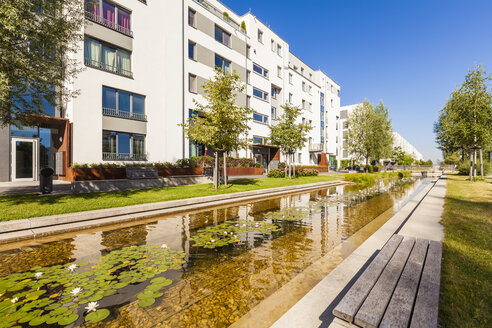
(473, 149), (477, 179)
(480, 148), (484, 179)
(288, 154), (292, 179)
(365, 156), (369, 173)
(223, 154), (228, 186)
(469, 150), (473, 180)
(213, 151), (219, 189)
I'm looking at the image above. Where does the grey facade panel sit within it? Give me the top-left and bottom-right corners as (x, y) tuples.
(232, 63), (246, 82)
(232, 35), (246, 56)
(196, 76), (208, 96)
(340, 110), (348, 119)
(196, 12), (215, 39)
(102, 116), (147, 135)
(85, 22), (133, 51)
(0, 126), (10, 182)
(196, 44), (214, 68)
(236, 93), (247, 107)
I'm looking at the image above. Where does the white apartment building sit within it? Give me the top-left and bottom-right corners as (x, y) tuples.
(0, 0), (343, 182)
(392, 132), (423, 161)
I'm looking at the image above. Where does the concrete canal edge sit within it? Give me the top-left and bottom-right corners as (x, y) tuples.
(0, 180), (348, 245)
(267, 176), (443, 328)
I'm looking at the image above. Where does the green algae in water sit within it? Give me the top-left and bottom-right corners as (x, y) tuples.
(189, 220), (280, 248)
(263, 207), (310, 221)
(0, 244), (185, 326)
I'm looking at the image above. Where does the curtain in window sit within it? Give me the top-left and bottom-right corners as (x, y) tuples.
(117, 50), (131, 75)
(85, 0), (100, 18)
(133, 135), (145, 158)
(102, 0), (115, 26)
(102, 45), (116, 71)
(84, 38), (101, 65)
(118, 9), (131, 32)
(102, 131), (116, 153)
(223, 32), (230, 46)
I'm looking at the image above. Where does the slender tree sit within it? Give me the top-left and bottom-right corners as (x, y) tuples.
(181, 69), (251, 189)
(371, 101), (394, 169)
(0, 0), (84, 126)
(346, 100), (375, 171)
(269, 104), (312, 178)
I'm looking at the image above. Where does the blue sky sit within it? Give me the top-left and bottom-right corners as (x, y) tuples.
(222, 0), (492, 162)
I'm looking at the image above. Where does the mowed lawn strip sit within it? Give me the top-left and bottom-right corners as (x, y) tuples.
(0, 175), (342, 221)
(439, 175), (492, 327)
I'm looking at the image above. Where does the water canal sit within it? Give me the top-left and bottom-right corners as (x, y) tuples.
(0, 178), (430, 328)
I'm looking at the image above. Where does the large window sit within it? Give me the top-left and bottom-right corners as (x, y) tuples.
(188, 8), (196, 27)
(253, 136), (266, 144)
(253, 112), (268, 124)
(271, 106), (277, 120)
(215, 25), (231, 47)
(84, 0), (132, 36)
(84, 37), (132, 77)
(214, 55), (230, 73)
(103, 130), (146, 161)
(253, 63), (268, 78)
(253, 87), (268, 101)
(188, 41), (196, 60)
(102, 86), (146, 120)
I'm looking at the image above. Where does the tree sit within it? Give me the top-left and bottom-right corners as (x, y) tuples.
(0, 0), (84, 126)
(434, 65), (492, 179)
(371, 101), (394, 169)
(391, 146), (415, 165)
(269, 104), (312, 178)
(181, 69), (251, 189)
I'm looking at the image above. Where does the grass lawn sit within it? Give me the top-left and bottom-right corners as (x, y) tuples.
(0, 175), (342, 221)
(439, 175), (492, 327)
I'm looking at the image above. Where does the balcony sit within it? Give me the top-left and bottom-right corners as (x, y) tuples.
(309, 143), (323, 153)
(85, 11), (133, 37)
(193, 0), (245, 35)
(103, 152), (147, 161)
(103, 107), (146, 121)
(84, 58), (133, 78)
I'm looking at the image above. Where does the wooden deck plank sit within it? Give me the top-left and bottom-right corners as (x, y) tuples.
(332, 234), (404, 323)
(379, 238), (429, 328)
(410, 240), (442, 328)
(354, 236), (416, 328)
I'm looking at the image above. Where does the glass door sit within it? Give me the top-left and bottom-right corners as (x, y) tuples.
(11, 138), (38, 181)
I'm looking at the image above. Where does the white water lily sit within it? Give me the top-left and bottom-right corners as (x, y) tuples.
(211, 239), (216, 243)
(223, 231), (228, 235)
(71, 287), (82, 296)
(161, 244), (168, 249)
(85, 301), (99, 313)
(11, 297), (18, 303)
(67, 264), (77, 272)
(34, 272), (43, 279)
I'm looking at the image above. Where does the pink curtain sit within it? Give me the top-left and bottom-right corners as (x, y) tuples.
(118, 9), (130, 32)
(102, 1), (115, 26)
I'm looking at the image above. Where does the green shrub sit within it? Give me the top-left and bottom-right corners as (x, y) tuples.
(267, 169), (285, 178)
(368, 165), (380, 173)
(458, 160), (491, 176)
(175, 158), (198, 168)
(295, 169), (319, 177)
(343, 173), (376, 184)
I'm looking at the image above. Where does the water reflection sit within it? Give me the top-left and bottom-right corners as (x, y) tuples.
(0, 178), (428, 328)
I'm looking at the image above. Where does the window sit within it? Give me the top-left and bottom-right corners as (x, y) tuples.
(271, 106), (277, 120)
(188, 8), (196, 27)
(258, 29), (263, 43)
(309, 85), (312, 94)
(84, 37), (132, 77)
(271, 39), (275, 52)
(188, 41), (196, 60)
(215, 25), (231, 47)
(289, 93), (293, 103)
(103, 130), (146, 161)
(253, 135), (266, 144)
(246, 45), (251, 59)
(301, 67), (304, 75)
(277, 44), (282, 56)
(246, 70), (251, 84)
(102, 86), (146, 120)
(253, 112), (268, 124)
(253, 63), (268, 78)
(271, 86), (280, 99)
(331, 99), (334, 107)
(246, 95), (251, 108)
(84, 0), (132, 36)
(309, 73), (312, 80)
(302, 81), (306, 92)
(214, 55), (230, 73)
(302, 99), (306, 109)
(189, 74), (197, 93)
(289, 73), (293, 84)
(277, 66), (282, 78)
(253, 87), (268, 101)
(298, 153), (302, 163)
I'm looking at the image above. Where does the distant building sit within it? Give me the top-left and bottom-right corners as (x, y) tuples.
(392, 132), (423, 161)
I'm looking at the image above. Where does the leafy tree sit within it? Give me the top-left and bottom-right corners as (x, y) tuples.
(269, 104), (312, 178)
(391, 146), (415, 166)
(443, 153), (460, 165)
(0, 0), (84, 126)
(371, 101), (394, 169)
(181, 69), (251, 189)
(435, 65), (492, 179)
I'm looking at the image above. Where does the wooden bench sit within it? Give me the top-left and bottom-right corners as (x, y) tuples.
(333, 234), (442, 328)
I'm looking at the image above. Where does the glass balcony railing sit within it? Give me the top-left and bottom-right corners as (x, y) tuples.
(193, 0), (245, 34)
(102, 107), (146, 121)
(85, 11), (133, 37)
(103, 152), (147, 161)
(84, 58), (133, 78)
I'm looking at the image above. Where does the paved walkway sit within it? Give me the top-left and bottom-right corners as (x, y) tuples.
(0, 180), (72, 195)
(270, 176), (446, 328)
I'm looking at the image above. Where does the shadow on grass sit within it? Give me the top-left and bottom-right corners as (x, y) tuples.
(228, 179), (261, 186)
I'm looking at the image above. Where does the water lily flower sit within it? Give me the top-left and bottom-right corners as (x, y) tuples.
(70, 287), (82, 296)
(85, 301), (99, 313)
(35, 272), (43, 279)
(235, 224), (239, 227)
(223, 231), (228, 235)
(67, 264), (77, 272)
(161, 244), (168, 249)
(230, 232), (233, 235)
(11, 297), (18, 303)
(211, 239), (216, 243)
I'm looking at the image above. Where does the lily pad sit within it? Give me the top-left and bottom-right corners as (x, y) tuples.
(58, 313), (79, 325)
(138, 297), (155, 307)
(28, 316), (46, 326)
(84, 309), (110, 323)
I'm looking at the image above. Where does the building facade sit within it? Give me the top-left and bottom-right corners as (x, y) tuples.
(0, 0), (344, 182)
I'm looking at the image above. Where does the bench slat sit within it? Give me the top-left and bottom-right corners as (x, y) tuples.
(410, 240), (442, 328)
(380, 238), (429, 328)
(354, 236), (416, 328)
(333, 234), (404, 323)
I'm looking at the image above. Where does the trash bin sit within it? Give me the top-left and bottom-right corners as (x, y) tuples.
(421, 171), (428, 178)
(40, 167), (54, 194)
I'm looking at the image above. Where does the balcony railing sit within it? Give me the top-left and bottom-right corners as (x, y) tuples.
(85, 11), (133, 37)
(103, 107), (146, 121)
(84, 58), (133, 78)
(193, 0), (245, 34)
(309, 143), (323, 152)
(103, 152), (147, 161)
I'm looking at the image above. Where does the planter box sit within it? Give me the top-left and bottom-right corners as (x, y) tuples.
(222, 167), (264, 176)
(66, 168), (127, 181)
(157, 168), (203, 177)
(279, 166), (329, 173)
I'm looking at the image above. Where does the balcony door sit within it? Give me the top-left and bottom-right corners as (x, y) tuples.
(11, 138), (38, 181)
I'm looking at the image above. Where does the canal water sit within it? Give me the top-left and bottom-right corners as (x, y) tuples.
(0, 178), (429, 328)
